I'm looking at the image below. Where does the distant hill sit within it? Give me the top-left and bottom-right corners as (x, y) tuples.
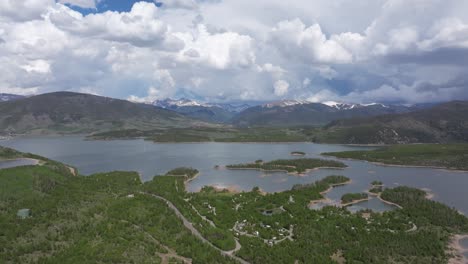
(232, 100), (412, 127)
(319, 101), (468, 144)
(0, 92), (202, 135)
(0, 93), (25, 102)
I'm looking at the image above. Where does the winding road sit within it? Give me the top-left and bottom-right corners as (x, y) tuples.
(140, 192), (250, 264)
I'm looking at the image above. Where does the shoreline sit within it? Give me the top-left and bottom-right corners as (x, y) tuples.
(325, 156), (468, 173)
(319, 180), (353, 196)
(0, 157), (41, 165)
(340, 197), (372, 207)
(376, 195), (403, 209)
(183, 173), (201, 190)
(309, 180), (353, 207)
(448, 234), (468, 264)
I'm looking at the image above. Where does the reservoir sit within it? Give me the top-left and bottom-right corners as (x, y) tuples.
(0, 158), (38, 169)
(2, 135), (468, 214)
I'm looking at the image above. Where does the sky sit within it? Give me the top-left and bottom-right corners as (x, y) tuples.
(1, 0), (468, 104)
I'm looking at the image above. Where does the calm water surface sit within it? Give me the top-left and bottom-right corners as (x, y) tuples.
(0, 158), (37, 169)
(1, 136), (468, 214)
(460, 237), (468, 249)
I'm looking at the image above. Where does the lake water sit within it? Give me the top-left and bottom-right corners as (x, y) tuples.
(460, 237), (468, 249)
(2, 136), (468, 214)
(0, 158), (38, 169)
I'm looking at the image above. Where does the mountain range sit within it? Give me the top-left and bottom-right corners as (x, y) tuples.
(231, 100), (415, 127)
(152, 98), (430, 126)
(1, 92), (466, 144)
(320, 101), (468, 144)
(153, 98), (253, 123)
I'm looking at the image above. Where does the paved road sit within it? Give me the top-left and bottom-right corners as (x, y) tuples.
(141, 192), (249, 264)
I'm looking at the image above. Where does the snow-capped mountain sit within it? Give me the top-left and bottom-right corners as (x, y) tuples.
(262, 100), (391, 110)
(322, 101), (360, 110)
(263, 100), (309, 108)
(233, 99), (414, 127)
(0, 93), (25, 102)
(153, 98), (254, 113)
(152, 98), (250, 123)
(153, 98), (209, 108)
(323, 101), (391, 110)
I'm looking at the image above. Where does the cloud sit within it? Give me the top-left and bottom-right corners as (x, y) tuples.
(343, 83), (468, 104)
(273, 80), (289, 96)
(270, 19), (353, 64)
(1, 0), (468, 104)
(418, 18), (468, 51)
(58, 0), (98, 9)
(0, 86), (39, 95)
(175, 24), (256, 69)
(51, 1), (184, 49)
(0, 0), (54, 21)
(158, 0), (198, 10)
(128, 87), (161, 103)
(21, 60), (51, 73)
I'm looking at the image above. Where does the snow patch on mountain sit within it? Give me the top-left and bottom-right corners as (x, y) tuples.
(263, 100), (309, 108)
(322, 101), (360, 110)
(153, 98), (209, 108)
(362, 102), (389, 108)
(153, 98), (254, 113)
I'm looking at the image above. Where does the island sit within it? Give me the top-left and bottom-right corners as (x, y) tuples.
(226, 158), (347, 174)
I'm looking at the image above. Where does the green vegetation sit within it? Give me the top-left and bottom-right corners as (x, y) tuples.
(165, 167), (199, 178)
(323, 144), (468, 170)
(381, 187), (468, 230)
(0, 165), (236, 263)
(369, 181), (384, 194)
(91, 127), (312, 142)
(371, 180), (383, 186)
(142, 175), (237, 251)
(0, 146), (24, 159)
(2, 146), (468, 264)
(341, 193), (369, 204)
(226, 158), (346, 174)
(292, 175), (349, 190)
(290, 151), (305, 156)
(369, 186), (384, 194)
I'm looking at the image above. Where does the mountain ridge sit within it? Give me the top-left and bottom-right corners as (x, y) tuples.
(0, 93), (25, 102)
(0, 92), (204, 135)
(233, 101), (415, 127)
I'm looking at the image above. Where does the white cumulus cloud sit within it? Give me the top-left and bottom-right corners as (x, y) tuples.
(274, 80), (289, 96)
